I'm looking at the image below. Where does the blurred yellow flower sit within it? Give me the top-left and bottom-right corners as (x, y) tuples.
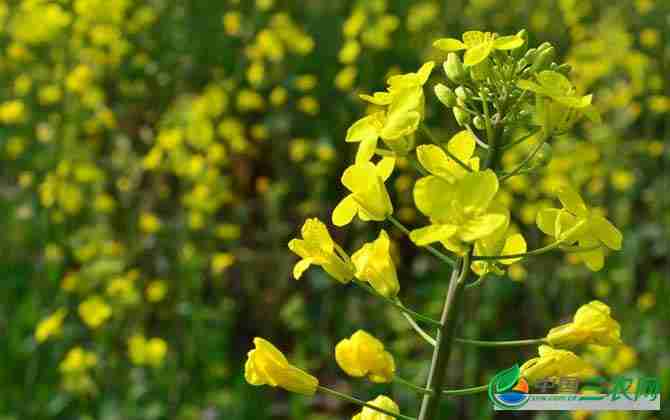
(78, 296), (112, 329)
(335, 330), (395, 383)
(60, 347), (97, 374)
(212, 253), (236, 274)
(546, 300), (622, 348)
(146, 280), (167, 302)
(128, 334), (168, 367)
(244, 337), (318, 395)
(35, 308), (67, 343)
(352, 230), (399, 297)
(0, 100), (26, 124)
(139, 211), (161, 234)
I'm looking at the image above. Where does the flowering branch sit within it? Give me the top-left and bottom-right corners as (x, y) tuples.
(470, 241), (602, 261)
(454, 337), (547, 347)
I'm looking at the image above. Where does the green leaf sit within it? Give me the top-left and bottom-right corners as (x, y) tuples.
(493, 364), (521, 393)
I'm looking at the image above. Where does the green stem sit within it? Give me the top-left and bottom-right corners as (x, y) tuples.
(454, 337), (547, 347)
(500, 126), (541, 151)
(318, 386), (416, 420)
(417, 251), (470, 420)
(394, 377), (489, 397)
(470, 242), (601, 261)
(387, 216), (456, 268)
(480, 91), (496, 152)
(421, 126), (473, 173)
(500, 132), (549, 181)
(400, 311), (437, 345)
(353, 281), (441, 327)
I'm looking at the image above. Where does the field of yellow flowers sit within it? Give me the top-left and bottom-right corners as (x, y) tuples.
(0, 1), (668, 419)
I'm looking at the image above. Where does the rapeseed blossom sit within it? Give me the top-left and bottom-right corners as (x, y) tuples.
(352, 230), (399, 297)
(35, 308), (67, 343)
(245, 337), (318, 395)
(546, 301), (622, 348)
(411, 169), (507, 254)
(288, 218), (355, 282)
(471, 206), (527, 276)
(352, 395), (400, 420)
(434, 30), (525, 66)
(520, 345), (593, 383)
(335, 330), (395, 383)
(536, 185), (622, 271)
(415, 130), (480, 182)
(332, 158), (395, 226)
(78, 296), (112, 329)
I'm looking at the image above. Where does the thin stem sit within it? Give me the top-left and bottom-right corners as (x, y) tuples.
(352, 281), (442, 327)
(480, 91), (495, 149)
(421, 126), (473, 173)
(387, 215), (457, 268)
(470, 242), (601, 261)
(442, 384), (488, 396)
(401, 312), (436, 346)
(394, 376), (432, 395)
(500, 126), (541, 151)
(418, 251), (470, 420)
(500, 131), (549, 181)
(393, 377), (489, 397)
(466, 124), (489, 149)
(465, 274), (487, 290)
(454, 337), (547, 347)
(317, 386), (416, 420)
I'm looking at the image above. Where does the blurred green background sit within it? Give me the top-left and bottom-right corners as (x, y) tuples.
(0, 0), (668, 419)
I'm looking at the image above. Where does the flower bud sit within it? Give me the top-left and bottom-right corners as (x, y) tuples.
(556, 63), (572, 76)
(523, 47), (537, 63)
(453, 107), (470, 126)
(434, 83), (456, 107)
(473, 115), (486, 130)
(454, 86), (472, 101)
(530, 46), (555, 72)
(444, 53), (466, 84)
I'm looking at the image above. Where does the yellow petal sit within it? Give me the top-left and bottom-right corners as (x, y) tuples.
(433, 38), (467, 52)
(359, 92), (393, 105)
(536, 208), (560, 237)
(416, 144), (451, 179)
(375, 157), (396, 181)
(355, 137), (378, 163)
(409, 224), (458, 246)
(342, 162), (376, 192)
(332, 195), (358, 226)
(538, 70), (573, 95)
(462, 31), (485, 47)
(380, 110), (420, 140)
(346, 115), (381, 144)
(500, 233), (527, 265)
(447, 130), (476, 162)
(460, 213), (507, 242)
(413, 176), (456, 218)
(416, 61), (435, 84)
(293, 258), (312, 279)
(579, 239), (604, 271)
(457, 170), (499, 212)
(464, 41), (493, 66)
(493, 35), (524, 50)
(557, 185), (588, 217)
(589, 216), (622, 250)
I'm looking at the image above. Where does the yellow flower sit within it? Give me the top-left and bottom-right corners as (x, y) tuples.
(415, 130), (480, 182)
(546, 300), (622, 348)
(520, 345), (593, 384)
(139, 211), (161, 234)
(78, 296), (112, 329)
(517, 71), (600, 131)
(352, 230), (399, 297)
(35, 308), (67, 343)
(128, 334), (168, 367)
(332, 158), (395, 226)
(348, 62), (434, 162)
(536, 185), (623, 271)
(434, 31), (525, 66)
(288, 218), (355, 282)
(352, 395), (399, 420)
(60, 347), (98, 374)
(411, 169), (507, 254)
(471, 206), (527, 276)
(244, 337), (318, 395)
(0, 100), (26, 124)
(335, 330), (395, 383)
(146, 280), (167, 302)
(211, 252), (236, 274)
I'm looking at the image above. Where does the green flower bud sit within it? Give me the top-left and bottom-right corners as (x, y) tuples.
(453, 107), (471, 126)
(473, 115), (486, 130)
(434, 83), (457, 107)
(530, 46), (555, 72)
(523, 48), (537, 63)
(536, 42), (552, 53)
(556, 63), (572, 76)
(444, 53), (467, 84)
(455, 86), (472, 101)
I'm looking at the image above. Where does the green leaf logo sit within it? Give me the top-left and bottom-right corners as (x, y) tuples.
(494, 364), (520, 393)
